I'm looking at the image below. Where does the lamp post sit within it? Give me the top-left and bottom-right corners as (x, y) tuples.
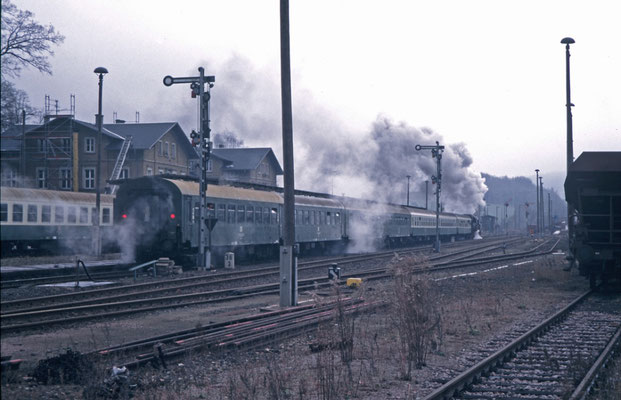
(539, 177), (544, 233)
(535, 169), (540, 235)
(94, 67), (108, 257)
(416, 142), (444, 252)
(406, 175), (411, 206)
(561, 37), (576, 260)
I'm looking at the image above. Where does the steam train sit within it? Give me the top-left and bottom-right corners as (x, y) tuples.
(564, 151), (621, 288)
(0, 186), (115, 255)
(114, 176), (478, 264)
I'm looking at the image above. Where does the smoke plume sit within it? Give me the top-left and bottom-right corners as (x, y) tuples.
(173, 55), (486, 214)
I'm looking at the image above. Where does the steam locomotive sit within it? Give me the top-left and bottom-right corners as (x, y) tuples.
(114, 176), (478, 264)
(564, 151), (621, 288)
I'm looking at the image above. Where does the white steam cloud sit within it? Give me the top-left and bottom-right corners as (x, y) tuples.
(172, 55), (486, 214)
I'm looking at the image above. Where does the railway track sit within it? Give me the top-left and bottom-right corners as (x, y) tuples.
(93, 297), (382, 370)
(0, 237), (548, 333)
(424, 290), (621, 400)
(0, 237), (519, 313)
(0, 237), (512, 289)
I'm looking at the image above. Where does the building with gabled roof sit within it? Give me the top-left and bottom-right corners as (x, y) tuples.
(0, 116), (198, 193)
(198, 147), (283, 187)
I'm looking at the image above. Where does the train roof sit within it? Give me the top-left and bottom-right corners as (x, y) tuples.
(165, 179), (283, 203)
(0, 187), (114, 204)
(294, 195), (345, 208)
(564, 152), (621, 203)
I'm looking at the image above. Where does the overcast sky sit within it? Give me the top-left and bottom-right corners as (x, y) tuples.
(9, 0), (621, 194)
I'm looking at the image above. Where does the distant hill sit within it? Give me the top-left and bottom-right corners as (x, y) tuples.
(481, 173), (567, 229)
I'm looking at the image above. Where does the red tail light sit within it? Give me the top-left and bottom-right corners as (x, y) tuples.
(122, 214), (127, 219)
(170, 213), (176, 219)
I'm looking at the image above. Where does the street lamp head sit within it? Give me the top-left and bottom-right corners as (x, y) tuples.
(94, 67), (109, 75)
(561, 37), (575, 45)
(535, 169), (540, 173)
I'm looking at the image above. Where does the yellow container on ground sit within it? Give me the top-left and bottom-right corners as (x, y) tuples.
(346, 278), (362, 288)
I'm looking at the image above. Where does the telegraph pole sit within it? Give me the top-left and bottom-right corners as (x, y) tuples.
(279, 0), (297, 306)
(163, 69), (215, 269)
(416, 141), (444, 252)
(535, 169), (540, 234)
(406, 175), (411, 206)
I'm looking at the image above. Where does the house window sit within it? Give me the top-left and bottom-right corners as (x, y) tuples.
(60, 168), (72, 190)
(83, 168), (95, 189)
(120, 168), (129, 179)
(164, 141), (169, 157)
(27, 205), (37, 222)
(207, 159), (213, 172)
(158, 168), (164, 175)
(38, 139), (47, 153)
(158, 141), (163, 156)
(61, 138), (71, 153)
(2, 170), (18, 187)
(171, 143), (176, 160)
(146, 167), (153, 176)
(85, 137), (95, 153)
(36, 168), (47, 188)
(12, 204), (23, 222)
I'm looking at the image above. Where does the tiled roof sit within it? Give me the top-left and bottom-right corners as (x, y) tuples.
(212, 148), (283, 174)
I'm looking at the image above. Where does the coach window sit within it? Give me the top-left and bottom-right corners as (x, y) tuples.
(310, 211), (315, 225)
(79, 207), (88, 224)
(12, 204), (23, 222)
(246, 206), (254, 223)
(295, 209), (300, 225)
(271, 208), (279, 224)
(227, 205), (236, 223)
(217, 204), (225, 221)
(27, 205), (37, 222)
(263, 208), (269, 224)
(256, 207), (262, 223)
(55, 206), (64, 223)
(303, 210), (309, 225)
(0, 203), (7, 222)
(237, 205), (245, 223)
(67, 207), (77, 224)
(102, 208), (111, 224)
(335, 212), (341, 225)
(42, 205), (51, 223)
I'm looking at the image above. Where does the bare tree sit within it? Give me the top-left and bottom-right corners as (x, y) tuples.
(1, 0), (65, 78)
(1, 80), (39, 128)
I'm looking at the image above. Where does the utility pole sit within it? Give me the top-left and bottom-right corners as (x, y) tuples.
(163, 69), (215, 269)
(425, 180), (429, 210)
(416, 142), (444, 252)
(535, 169), (540, 234)
(279, 0), (297, 307)
(406, 175), (411, 206)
